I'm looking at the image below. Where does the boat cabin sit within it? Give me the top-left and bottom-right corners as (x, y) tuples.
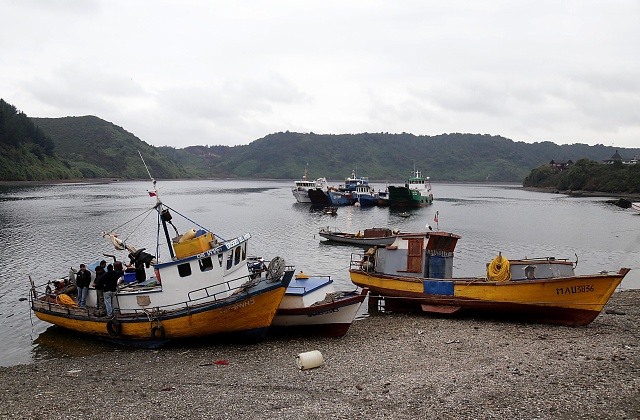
(367, 232), (460, 279)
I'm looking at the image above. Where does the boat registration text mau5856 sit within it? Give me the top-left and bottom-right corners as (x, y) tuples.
(349, 231), (629, 326)
(29, 180), (293, 348)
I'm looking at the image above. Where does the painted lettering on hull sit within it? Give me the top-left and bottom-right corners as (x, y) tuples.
(223, 298), (256, 312)
(556, 285), (594, 295)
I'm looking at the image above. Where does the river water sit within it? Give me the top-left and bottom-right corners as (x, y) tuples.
(1, 180), (638, 367)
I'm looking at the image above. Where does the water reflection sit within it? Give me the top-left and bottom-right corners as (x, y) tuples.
(33, 326), (114, 361)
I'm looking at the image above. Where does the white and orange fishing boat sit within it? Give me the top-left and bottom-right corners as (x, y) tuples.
(247, 259), (367, 337)
(29, 179), (293, 347)
(349, 232), (629, 326)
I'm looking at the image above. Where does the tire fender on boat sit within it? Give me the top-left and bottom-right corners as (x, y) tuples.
(151, 325), (165, 340)
(106, 319), (122, 336)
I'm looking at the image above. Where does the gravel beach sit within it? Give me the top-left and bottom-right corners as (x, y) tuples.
(1, 290), (638, 419)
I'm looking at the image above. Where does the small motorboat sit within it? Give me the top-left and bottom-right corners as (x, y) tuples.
(319, 227), (427, 247)
(248, 260), (367, 337)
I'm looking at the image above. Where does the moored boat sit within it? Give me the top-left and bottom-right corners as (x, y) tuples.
(388, 170), (433, 208)
(631, 202), (640, 213)
(308, 187), (333, 207)
(349, 232), (629, 326)
(247, 260), (367, 337)
(292, 167), (327, 203)
(29, 180), (293, 347)
(319, 227), (427, 247)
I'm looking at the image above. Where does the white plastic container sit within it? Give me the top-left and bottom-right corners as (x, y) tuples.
(295, 350), (324, 370)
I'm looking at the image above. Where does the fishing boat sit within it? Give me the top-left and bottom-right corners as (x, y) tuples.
(319, 227), (427, 247)
(247, 259), (367, 337)
(292, 167), (327, 203)
(308, 187), (332, 207)
(327, 170), (372, 207)
(349, 232), (629, 326)
(388, 169), (433, 208)
(29, 179), (294, 347)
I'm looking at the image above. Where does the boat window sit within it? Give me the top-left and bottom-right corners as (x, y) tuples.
(177, 262), (192, 278)
(226, 253), (233, 270)
(218, 253), (224, 267)
(525, 265), (536, 279)
(199, 257), (213, 272)
(234, 246), (241, 265)
(242, 243), (247, 261)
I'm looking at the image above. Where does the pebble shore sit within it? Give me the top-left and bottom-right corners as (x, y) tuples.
(1, 290), (638, 419)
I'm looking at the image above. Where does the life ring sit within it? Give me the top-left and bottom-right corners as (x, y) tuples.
(151, 325), (165, 340)
(106, 319), (122, 336)
(487, 253), (511, 282)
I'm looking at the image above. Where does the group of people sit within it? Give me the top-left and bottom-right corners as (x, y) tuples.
(91, 260), (124, 317)
(53, 260), (125, 318)
(52, 248), (156, 317)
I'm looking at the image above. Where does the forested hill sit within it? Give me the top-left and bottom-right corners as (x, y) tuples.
(173, 131), (637, 182)
(32, 116), (187, 179)
(0, 99), (80, 180)
(3, 97), (638, 182)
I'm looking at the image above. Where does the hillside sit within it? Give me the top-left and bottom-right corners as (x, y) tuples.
(0, 99), (80, 181)
(168, 131), (639, 182)
(32, 116), (188, 179)
(0, 96), (634, 183)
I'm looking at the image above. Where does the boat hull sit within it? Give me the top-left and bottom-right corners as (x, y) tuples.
(319, 232), (398, 247)
(388, 185), (433, 208)
(32, 279), (289, 346)
(271, 289), (368, 337)
(292, 190), (312, 203)
(350, 269), (628, 326)
(308, 188), (332, 206)
(328, 190), (356, 206)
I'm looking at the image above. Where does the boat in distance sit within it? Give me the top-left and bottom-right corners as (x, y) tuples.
(292, 167), (327, 203)
(29, 179), (293, 348)
(319, 227), (429, 247)
(349, 232), (629, 326)
(388, 169), (433, 208)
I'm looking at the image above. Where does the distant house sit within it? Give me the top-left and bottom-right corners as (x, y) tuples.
(603, 151), (637, 165)
(549, 159), (573, 171)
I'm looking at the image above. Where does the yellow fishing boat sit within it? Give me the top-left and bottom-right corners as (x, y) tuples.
(349, 232), (629, 326)
(29, 179), (293, 347)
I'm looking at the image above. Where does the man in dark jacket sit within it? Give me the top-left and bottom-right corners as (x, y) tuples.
(93, 261), (107, 316)
(99, 262), (124, 318)
(75, 264), (92, 308)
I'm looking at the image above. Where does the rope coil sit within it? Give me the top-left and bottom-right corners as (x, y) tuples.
(487, 252), (511, 282)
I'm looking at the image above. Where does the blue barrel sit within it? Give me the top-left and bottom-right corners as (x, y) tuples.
(429, 256), (446, 279)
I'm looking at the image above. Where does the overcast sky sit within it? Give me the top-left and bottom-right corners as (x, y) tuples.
(1, 1), (639, 149)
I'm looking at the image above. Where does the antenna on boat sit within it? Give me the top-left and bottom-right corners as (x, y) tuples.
(138, 150), (159, 200)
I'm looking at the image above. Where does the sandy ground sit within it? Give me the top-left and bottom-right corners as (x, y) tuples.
(0, 290), (638, 420)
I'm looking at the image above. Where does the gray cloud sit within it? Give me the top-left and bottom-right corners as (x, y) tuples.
(1, 1), (638, 148)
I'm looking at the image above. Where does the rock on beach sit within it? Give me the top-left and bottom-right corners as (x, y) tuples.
(0, 290), (638, 419)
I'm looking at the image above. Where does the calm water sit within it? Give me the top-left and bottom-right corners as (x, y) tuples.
(1, 180), (638, 367)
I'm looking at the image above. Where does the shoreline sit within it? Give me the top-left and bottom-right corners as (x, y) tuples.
(2, 178), (640, 202)
(1, 289), (638, 419)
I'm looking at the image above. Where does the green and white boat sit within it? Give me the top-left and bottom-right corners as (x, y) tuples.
(388, 170), (433, 208)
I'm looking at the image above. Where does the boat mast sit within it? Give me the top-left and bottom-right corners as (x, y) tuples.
(139, 150), (177, 260)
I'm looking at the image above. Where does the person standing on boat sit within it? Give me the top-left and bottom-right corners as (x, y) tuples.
(75, 264), (91, 308)
(93, 260), (107, 316)
(101, 262), (124, 318)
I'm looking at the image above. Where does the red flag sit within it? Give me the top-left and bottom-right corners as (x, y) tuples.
(148, 191), (157, 197)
